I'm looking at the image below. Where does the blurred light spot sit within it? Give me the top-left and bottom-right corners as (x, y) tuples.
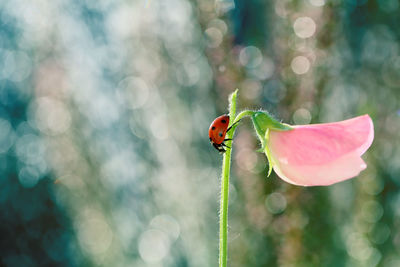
(113, 208), (141, 249)
(118, 77), (150, 109)
(271, 216), (289, 234)
(47, 139), (80, 175)
(208, 19), (228, 35)
(386, 258), (400, 267)
(0, 118), (15, 154)
(378, 0), (398, 12)
(293, 108), (312, 124)
(43, 229), (66, 261)
(381, 57), (400, 88)
(371, 223), (391, 245)
(12, 51), (32, 82)
(101, 151), (137, 187)
(77, 210), (113, 255)
(309, 0), (325, 7)
(0, 50), (16, 80)
(275, 1), (288, 18)
(150, 214), (180, 241)
(0, 49), (31, 82)
(290, 211), (309, 229)
(393, 193), (400, 217)
(346, 233), (373, 260)
(239, 46), (263, 68)
(241, 79), (262, 100)
(150, 116), (169, 140)
(361, 200), (383, 223)
(34, 97), (71, 135)
(35, 62), (67, 98)
(368, 248), (382, 266)
(161, 0), (192, 27)
(57, 175), (85, 191)
(291, 56), (310, 74)
(205, 27), (223, 48)
(215, 0), (235, 13)
(236, 148), (258, 171)
(107, 4), (139, 39)
(293, 17), (316, 38)
(16, 121), (34, 136)
(329, 181), (354, 209)
(265, 192), (287, 214)
(361, 176), (384, 195)
(263, 80), (287, 103)
(229, 183), (237, 204)
(139, 229), (170, 263)
(251, 158), (268, 174)
(361, 26), (396, 65)
(133, 53), (162, 81)
(176, 63), (200, 86)
(18, 166), (40, 188)
(87, 95), (120, 129)
(165, 43), (200, 64)
(129, 117), (147, 139)
(249, 57), (275, 80)
(15, 134), (46, 165)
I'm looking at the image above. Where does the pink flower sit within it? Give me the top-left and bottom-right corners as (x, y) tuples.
(265, 115), (374, 186)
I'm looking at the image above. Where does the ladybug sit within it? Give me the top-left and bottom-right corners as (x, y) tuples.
(208, 115), (240, 153)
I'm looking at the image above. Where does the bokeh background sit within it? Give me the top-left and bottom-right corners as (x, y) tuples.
(1, 0), (400, 266)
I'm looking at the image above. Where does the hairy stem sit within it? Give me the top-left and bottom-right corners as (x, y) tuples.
(218, 90), (237, 267)
(217, 97), (292, 266)
(232, 110), (255, 124)
(219, 91), (255, 266)
(218, 95), (262, 266)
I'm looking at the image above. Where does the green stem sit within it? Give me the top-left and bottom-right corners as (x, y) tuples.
(218, 91), (254, 267)
(218, 90), (236, 267)
(218, 97), (292, 266)
(233, 110), (255, 124)
(218, 139), (230, 267)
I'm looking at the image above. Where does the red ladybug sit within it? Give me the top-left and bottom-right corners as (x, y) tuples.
(208, 115), (239, 153)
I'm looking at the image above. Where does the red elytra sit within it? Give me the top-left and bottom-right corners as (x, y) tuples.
(209, 115), (239, 153)
(209, 115), (230, 144)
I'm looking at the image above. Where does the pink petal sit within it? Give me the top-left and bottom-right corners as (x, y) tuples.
(267, 115), (374, 186)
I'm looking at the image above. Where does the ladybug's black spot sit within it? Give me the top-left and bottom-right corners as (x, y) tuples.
(219, 132), (223, 137)
(221, 119), (227, 123)
(212, 126), (216, 130)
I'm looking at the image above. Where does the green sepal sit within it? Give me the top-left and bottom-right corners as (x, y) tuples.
(252, 111), (292, 133)
(264, 129), (273, 177)
(251, 111), (292, 150)
(251, 111), (292, 177)
(252, 114), (267, 152)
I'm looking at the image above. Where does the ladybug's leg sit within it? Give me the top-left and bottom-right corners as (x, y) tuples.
(217, 146), (226, 153)
(221, 143), (231, 149)
(223, 138), (232, 141)
(226, 119), (241, 133)
(213, 143), (226, 153)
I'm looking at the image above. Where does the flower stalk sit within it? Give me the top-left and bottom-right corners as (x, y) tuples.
(218, 90), (237, 267)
